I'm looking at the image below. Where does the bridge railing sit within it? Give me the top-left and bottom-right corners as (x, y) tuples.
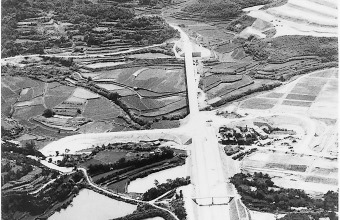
(192, 196), (234, 206)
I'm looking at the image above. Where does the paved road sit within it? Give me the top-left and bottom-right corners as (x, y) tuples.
(171, 24), (232, 219)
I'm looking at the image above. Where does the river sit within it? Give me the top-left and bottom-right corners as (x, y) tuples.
(49, 189), (137, 220)
(127, 164), (188, 193)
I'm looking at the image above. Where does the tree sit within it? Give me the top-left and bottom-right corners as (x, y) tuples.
(170, 199), (187, 220)
(42, 109), (54, 118)
(108, 92), (120, 101)
(278, 213), (310, 220)
(324, 191), (338, 211)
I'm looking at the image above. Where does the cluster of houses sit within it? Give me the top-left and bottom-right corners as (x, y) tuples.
(219, 124), (270, 146)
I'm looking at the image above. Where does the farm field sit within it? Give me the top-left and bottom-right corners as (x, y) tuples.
(227, 68), (339, 196)
(237, 68), (338, 120)
(242, 150), (338, 194)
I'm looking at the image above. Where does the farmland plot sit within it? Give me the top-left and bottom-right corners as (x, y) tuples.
(240, 98), (277, 109)
(120, 96), (165, 111)
(1, 86), (19, 99)
(285, 94), (316, 101)
(83, 97), (122, 119)
(78, 121), (114, 133)
(72, 88), (100, 99)
(122, 68), (186, 93)
(47, 85), (75, 97)
(140, 98), (188, 117)
(208, 75), (254, 98)
(44, 95), (70, 109)
(13, 104), (46, 120)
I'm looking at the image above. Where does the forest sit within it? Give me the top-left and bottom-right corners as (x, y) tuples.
(1, 0), (177, 57)
(231, 172), (338, 216)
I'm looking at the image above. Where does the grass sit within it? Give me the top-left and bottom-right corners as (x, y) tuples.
(150, 120), (180, 129)
(1, 86), (18, 99)
(216, 43), (241, 53)
(2, 76), (21, 90)
(80, 158), (103, 168)
(107, 179), (128, 193)
(94, 150), (127, 164)
(83, 97), (121, 118)
(15, 77), (43, 89)
(44, 95), (69, 109)
(47, 85), (75, 97)
(13, 104), (46, 120)
(32, 86), (44, 97)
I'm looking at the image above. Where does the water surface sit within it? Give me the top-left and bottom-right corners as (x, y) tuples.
(49, 189), (136, 220)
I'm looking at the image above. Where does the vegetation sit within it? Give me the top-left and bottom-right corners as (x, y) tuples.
(170, 198), (187, 220)
(88, 147), (175, 175)
(183, 0), (272, 19)
(112, 203), (177, 220)
(42, 108), (55, 118)
(278, 212), (338, 220)
(231, 172), (339, 214)
(2, 171), (84, 220)
(1, 126), (23, 140)
(142, 177), (190, 201)
(1, 140), (45, 158)
(278, 213), (310, 220)
(1, 0), (177, 57)
(243, 35), (338, 62)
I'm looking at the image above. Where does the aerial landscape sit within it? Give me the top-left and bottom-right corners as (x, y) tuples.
(1, 0), (338, 219)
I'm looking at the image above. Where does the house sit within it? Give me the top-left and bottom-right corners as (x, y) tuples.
(254, 126), (268, 139)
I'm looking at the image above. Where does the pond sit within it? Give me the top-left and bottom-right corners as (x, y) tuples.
(49, 189), (137, 220)
(127, 164), (187, 193)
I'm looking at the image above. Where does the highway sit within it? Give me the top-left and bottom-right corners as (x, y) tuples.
(172, 24), (232, 220)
